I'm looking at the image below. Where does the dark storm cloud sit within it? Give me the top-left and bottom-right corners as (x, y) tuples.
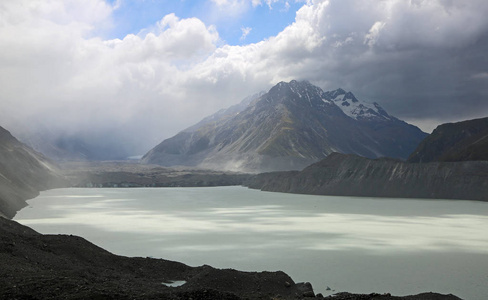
(291, 0), (488, 130)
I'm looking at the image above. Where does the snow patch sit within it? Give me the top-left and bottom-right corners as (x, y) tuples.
(329, 90), (390, 121)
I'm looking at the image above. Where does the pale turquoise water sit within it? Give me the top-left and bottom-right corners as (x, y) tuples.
(14, 187), (488, 299)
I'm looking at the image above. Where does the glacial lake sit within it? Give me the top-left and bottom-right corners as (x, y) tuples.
(14, 186), (488, 299)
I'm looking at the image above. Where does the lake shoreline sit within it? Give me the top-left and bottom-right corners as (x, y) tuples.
(1, 215), (463, 300)
(12, 187), (487, 299)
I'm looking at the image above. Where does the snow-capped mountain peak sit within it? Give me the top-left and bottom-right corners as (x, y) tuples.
(143, 80), (426, 172)
(323, 88), (391, 121)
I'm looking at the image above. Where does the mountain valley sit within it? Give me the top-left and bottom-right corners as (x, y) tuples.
(0, 81), (487, 300)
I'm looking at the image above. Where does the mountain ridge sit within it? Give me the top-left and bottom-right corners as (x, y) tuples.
(246, 152), (488, 201)
(408, 117), (488, 163)
(143, 80), (427, 172)
(0, 126), (65, 218)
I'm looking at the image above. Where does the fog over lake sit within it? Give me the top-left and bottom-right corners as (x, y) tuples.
(14, 187), (488, 299)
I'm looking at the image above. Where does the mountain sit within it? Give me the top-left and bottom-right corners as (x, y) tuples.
(143, 80), (427, 172)
(246, 152), (488, 201)
(408, 117), (488, 163)
(0, 126), (65, 218)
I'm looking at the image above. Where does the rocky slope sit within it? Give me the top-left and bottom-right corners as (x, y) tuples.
(0, 126), (65, 218)
(143, 80), (426, 172)
(0, 217), (461, 300)
(246, 152), (488, 201)
(408, 117), (488, 163)
(0, 217), (314, 300)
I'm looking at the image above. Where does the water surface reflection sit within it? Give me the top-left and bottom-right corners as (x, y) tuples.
(14, 187), (488, 299)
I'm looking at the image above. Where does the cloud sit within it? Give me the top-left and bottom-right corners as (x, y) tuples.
(471, 72), (488, 80)
(209, 0), (252, 15)
(202, 0), (488, 123)
(240, 26), (252, 40)
(281, 1), (291, 12)
(1, 0), (488, 158)
(364, 21), (385, 47)
(257, 0), (281, 9)
(210, 0), (284, 12)
(0, 0), (223, 154)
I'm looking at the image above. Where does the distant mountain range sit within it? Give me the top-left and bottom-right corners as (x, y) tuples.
(143, 80), (427, 172)
(246, 115), (488, 201)
(0, 126), (65, 218)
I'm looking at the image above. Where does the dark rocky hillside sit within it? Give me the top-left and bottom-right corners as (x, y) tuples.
(0, 217), (313, 300)
(247, 152), (488, 201)
(408, 117), (488, 163)
(0, 126), (65, 218)
(143, 80), (426, 172)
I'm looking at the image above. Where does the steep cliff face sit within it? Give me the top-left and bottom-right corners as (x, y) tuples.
(0, 126), (64, 218)
(143, 80), (426, 172)
(408, 117), (488, 163)
(247, 152), (488, 201)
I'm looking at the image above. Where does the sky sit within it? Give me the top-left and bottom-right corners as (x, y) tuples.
(1, 0), (488, 157)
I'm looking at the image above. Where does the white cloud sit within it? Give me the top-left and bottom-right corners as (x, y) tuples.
(0, 0), (223, 150)
(262, 0), (281, 9)
(211, 0), (281, 10)
(1, 0), (488, 155)
(112, 0), (123, 10)
(364, 0), (488, 50)
(210, 0), (250, 15)
(240, 26), (252, 40)
(364, 21), (385, 47)
(252, 0), (263, 7)
(282, 1), (291, 12)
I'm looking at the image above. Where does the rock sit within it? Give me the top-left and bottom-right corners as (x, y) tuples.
(296, 282), (315, 298)
(303, 291), (315, 297)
